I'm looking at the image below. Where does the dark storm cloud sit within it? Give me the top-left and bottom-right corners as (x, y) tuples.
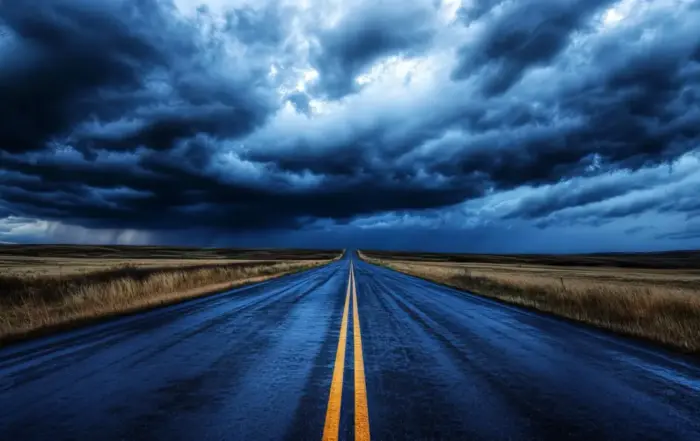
(501, 162), (696, 221)
(657, 224), (700, 241)
(518, 162), (700, 229)
(0, 0), (275, 157)
(71, 102), (267, 156)
(532, 196), (665, 229)
(308, 0), (436, 98)
(503, 179), (650, 220)
(624, 225), (652, 236)
(457, 0), (500, 23)
(0, 203), (13, 218)
(444, 19), (700, 192)
(287, 92), (312, 115)
(1, 0), (700, 244)
(452, 0), (616, 95)
(0, 0), (164, 154)
(223, 3), (289, 46)
(253, 2), (699, 208)
(0, 140), (476, 231)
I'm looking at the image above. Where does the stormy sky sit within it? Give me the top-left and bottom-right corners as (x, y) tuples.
(1, 0), (699, 252)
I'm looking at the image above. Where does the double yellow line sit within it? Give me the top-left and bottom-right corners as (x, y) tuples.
(322, 261), (370, 441)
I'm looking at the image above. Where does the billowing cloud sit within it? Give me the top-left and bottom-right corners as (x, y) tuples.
(1, 0), (699, 252)
(307, 0), (438, 98)
(0, 0), (276, 157)
(452, 0), (617, 94)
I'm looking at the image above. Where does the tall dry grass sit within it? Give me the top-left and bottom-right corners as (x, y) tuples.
(0, 260), (329, 343)
(362, 256), (700, 353)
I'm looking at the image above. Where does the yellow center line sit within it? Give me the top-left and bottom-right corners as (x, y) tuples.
(352, 262), (371, 441)
(322, 268), (352, 441)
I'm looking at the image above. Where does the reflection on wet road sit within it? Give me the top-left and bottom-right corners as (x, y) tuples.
(1, 253), (699, 440)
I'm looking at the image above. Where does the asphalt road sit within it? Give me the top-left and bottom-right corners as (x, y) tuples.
(1, 253), (699, 440)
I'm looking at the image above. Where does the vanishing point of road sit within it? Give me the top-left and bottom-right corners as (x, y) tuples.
(1, 253), (699, 440)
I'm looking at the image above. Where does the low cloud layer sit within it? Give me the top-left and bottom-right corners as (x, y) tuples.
(1, 0), (699, 252)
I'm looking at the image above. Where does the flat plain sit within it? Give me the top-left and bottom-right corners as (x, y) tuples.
(360, 249), (700, 352)
(0, 245), (340, 343)
(2, 252), (700, 441)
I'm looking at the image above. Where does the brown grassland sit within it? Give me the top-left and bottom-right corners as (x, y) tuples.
(359, 250), (700, 353)
(0, 245), (340, 344)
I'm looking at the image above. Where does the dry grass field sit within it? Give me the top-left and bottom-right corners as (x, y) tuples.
(362, 248), (700, 269)
(0, 245), (341, 343)
(1, 255), (258, 277)
(0, 243), (338, 260)
(360, 250), (700, 353)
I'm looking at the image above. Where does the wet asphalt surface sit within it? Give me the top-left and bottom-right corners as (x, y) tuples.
(1, 253), (699, 440)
